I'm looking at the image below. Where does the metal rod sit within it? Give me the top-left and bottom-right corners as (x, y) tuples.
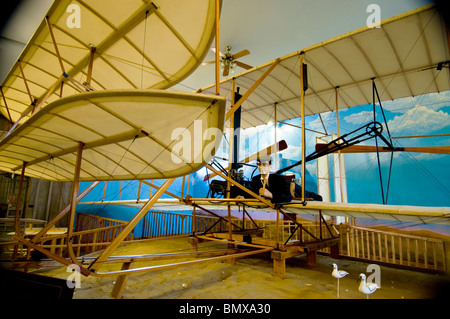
(300, 53), (306, 201)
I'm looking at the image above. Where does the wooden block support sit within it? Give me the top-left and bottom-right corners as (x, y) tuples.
(330, 242), (340, 259)
(271, 248), (301, 279)
(111, 262), (133, 299)
(273, 258), (286, 279)
(306, 250), (317, 267)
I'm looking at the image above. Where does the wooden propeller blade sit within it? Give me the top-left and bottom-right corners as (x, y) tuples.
(203, 140), (288, 181)
(223, 63), (230, 76)
(338, 145), (450, 154)
(232, 49), (250, 60)
(239, 139), (288, 164)
(235, 61), (254, 70)
(211, 47), (225, 57)
(201, 60), (215, 66)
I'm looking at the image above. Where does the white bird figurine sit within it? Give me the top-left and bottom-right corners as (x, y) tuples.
(331, 263), (349, 298)
(358, 273), (380, 299)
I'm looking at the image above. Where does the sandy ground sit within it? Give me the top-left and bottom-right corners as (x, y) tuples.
(31, 237), (449, 300)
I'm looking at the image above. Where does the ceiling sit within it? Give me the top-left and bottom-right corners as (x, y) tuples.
(0, 0), (442, 97)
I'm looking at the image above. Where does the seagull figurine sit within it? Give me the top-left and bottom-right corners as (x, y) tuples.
(331, 263), (349, 298)
(358, 273), (380, 299)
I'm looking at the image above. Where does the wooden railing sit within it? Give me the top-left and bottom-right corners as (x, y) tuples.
(339, 225), (448, 271)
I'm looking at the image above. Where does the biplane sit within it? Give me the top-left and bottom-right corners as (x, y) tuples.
(0, 1), (449, 299)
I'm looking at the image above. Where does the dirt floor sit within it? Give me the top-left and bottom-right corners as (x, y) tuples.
(28, 237), (450, 300)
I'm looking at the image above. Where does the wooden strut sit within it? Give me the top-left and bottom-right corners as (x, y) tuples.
(66, 142), (84, 267)
(88, 178), (176, 273)
(0, 86), (14, 123)
(215, 0), (220, 95)
(32, 181), (100, 242)
(12, 162), (27, 259)
(225, 58), (280, 122)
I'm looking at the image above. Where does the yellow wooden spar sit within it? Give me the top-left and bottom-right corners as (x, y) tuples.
(0, 0), (220, 123)
(0, 90), (226, 181)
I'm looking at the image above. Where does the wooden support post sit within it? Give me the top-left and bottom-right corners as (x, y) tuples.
(111, 262), (134, 299)
(17, 61), (34, 106)
(14, 162), (27, 237)
(299, 53), (306, 201)
(273, 258), (286, 279)
(13, 162), (27, 259)
(32, 181), (99, 242)
(215, 0), (220, 95)
(45, 16), (66, 74)
(226, 59), (280, 121)
(330, 242), (340, 259)
(89, 178), (176, 272)
(306, 249), (317, 267)
(67, 142), (84, 266)
(0, 86), (13, 123)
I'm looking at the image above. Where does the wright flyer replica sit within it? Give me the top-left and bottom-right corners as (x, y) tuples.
(0, 1), (449, 299)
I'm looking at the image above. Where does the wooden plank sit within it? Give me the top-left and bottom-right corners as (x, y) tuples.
(432, 242), (437, 270)
(391, 235), (396, 263)
(111, 262), (133, 299)
(371, 232), (376, 260)
(407, 238), (411, 266)
(415, 239), (419, 267)
(399, 236), (403, 265)
(378, 232), (382, 261)
(384, 234), (389, 262)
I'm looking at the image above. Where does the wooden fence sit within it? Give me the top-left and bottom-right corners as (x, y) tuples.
(339, 225), (448, 271)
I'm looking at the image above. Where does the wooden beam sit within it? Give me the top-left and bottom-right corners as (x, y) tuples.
(84, 45), (96, 90)
(215, 0), (220, 95)
(14, 162), (27, 237)
(17, 61), (34, 105)
(140, 180), (181, 200)
(0, 86), (13, 123)
(88, 178), (176, 272)
(32, 181), (99, 242)
(339, 145), (450, 154)
(45, 16), (66, 74)
(225, 58), (280, 121)
(66, 142), (84, 266)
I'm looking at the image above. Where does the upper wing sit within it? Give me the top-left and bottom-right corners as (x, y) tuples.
(0, 0), (220, 123)
(200, 4), (449, 129)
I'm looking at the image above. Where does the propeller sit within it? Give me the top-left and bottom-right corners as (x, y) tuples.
(202, 46), (253, 76)
(204, 140), (288, 181)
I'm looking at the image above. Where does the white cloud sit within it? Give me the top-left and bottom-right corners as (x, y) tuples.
(381, 91), (450, 113)
(387, 105), (450, 135)
(343, 110), (374, 125)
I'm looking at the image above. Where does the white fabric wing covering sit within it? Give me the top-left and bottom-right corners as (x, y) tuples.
(0, 90), (226, 181)
(201, 5), (449, 129)
(0, 0), (219, 123)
